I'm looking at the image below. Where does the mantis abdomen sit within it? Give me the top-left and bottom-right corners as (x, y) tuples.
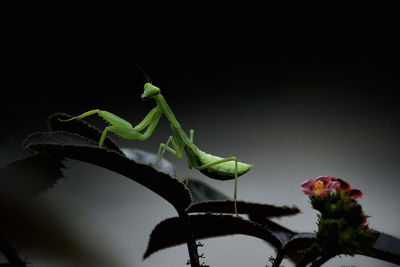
(196, 150), (253, 180)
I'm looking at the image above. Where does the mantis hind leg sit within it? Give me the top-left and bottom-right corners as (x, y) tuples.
(64, 109), (133, 128)
(197, 157), (239, 216)
(98, 125), (149, 148)
(98, 125), (127, 148)
(63, 109), (100, 121)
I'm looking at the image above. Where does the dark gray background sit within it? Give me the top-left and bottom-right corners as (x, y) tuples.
(1, 2), (399, 266)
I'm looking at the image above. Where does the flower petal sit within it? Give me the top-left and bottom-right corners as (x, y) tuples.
(301, 179), (315, 189)
(349, 189), (363, 198)
(302, 188), (316, 196)
(328, 180), (340, 190)
(336, 178), (351, 191)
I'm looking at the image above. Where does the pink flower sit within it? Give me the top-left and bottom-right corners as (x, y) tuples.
(334, 178), (363, 198)
(301, 176), (340, 196)
(301, 176), (363, 198)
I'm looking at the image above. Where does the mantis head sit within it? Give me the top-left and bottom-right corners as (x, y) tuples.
(142, 83), (161, 100)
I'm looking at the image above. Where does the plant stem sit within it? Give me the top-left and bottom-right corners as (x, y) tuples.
(296, 246), (319, 267)
(310, 253), (335, 267)
(181, 214), (201, 267)
(272, 249), (285, 267)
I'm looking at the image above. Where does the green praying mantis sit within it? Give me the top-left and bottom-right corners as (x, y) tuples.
(65, 83), (253, 215)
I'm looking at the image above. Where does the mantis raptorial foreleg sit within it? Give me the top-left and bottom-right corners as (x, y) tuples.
(190, 129), (194, 142)
(106, 111), (162, 144)
(133, 107), (160, 131)
(197, 157), (239, 215)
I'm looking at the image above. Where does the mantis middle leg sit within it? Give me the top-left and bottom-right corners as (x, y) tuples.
(155, 136), (184, 164)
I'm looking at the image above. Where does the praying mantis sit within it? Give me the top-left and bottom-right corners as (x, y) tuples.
(65, 83), (253, 215)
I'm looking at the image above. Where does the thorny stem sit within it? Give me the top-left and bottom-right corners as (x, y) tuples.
(296, 246), (319, 267)
(271, 249), (285, 267)
(181, 213), (201, 267)
(310, 253), (336, 267)
(0, 237), (26, 267)
(296, 247), (336, 267)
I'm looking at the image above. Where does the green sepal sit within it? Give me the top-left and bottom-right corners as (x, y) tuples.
(310, 190), (377, 257)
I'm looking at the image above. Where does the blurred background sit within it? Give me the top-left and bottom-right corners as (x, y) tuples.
(1, 1), (399, 266)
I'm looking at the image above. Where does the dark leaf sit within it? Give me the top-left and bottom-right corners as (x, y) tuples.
(282, 230), (400, 265)
(283, 232), (316, 263)
(187, 179), (299, 216)
(283, 232), (316, 251)
(50, 113), (176, 175)
(23, 131), (192, 213)
(121, 148), (176, 176)
(186, 200), (300, 218)
(248, 214), (296, 244)
(48, 113), (122, 153)
(0, 155), (65, 198)
(248, 214), (299, 263)
(359, 231), (400, 265)
(143, 214), (283, 259)
(187, 179), (229, 203)
(248, 214), (309, 264)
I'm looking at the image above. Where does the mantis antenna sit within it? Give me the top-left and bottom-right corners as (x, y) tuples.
(118, 46), (153, 84)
